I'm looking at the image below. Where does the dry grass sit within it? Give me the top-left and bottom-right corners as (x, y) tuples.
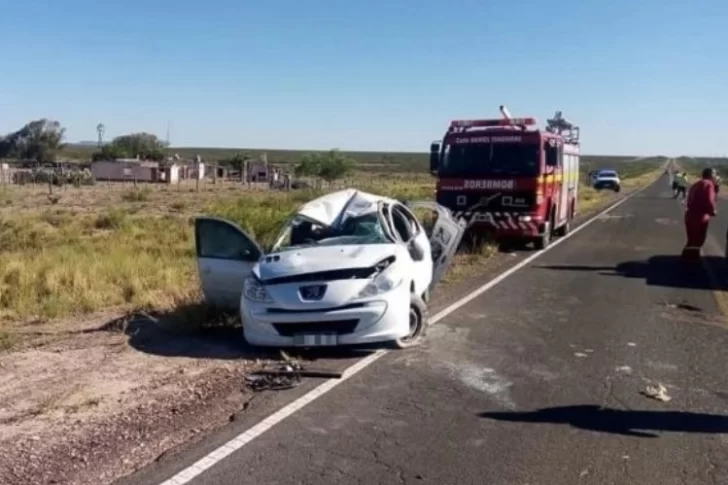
(578, 164), (665, 213)
(0, 165), (661, 327)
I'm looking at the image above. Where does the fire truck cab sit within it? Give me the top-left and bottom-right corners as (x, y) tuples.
(429, 106), (580, 250)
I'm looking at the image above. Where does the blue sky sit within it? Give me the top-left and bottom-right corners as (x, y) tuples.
(0, 0), (726, 156)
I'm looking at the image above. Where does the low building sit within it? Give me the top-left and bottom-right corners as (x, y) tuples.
(91, 159), (163, 182)
(177, 161), (205, 180)
(0, 163), (9, 184)
(246, 160), (271, 182)
(164, 164), (180, 184)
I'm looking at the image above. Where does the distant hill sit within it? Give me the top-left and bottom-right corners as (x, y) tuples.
(56, 143), (675, 173)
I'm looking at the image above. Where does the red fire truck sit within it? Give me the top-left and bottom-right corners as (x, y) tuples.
(429, 106), (580, 250)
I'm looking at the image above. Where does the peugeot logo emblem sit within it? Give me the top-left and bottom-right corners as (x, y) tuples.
(300, 284), (326, 301)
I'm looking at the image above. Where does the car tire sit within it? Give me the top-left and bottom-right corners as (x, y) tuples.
(392, 293), (429, 349)
(614, 185), (621, 192)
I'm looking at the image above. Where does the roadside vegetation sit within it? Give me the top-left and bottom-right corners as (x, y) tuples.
(0, 117), (666, 328)
(578, 158), (668, 212)
(0, 158), (664, 327)
(675, 156), (728, 188)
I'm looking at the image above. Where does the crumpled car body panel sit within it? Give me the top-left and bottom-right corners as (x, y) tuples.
(194, 189), (466, 347)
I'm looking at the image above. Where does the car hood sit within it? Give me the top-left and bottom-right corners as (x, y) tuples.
(253, 243), (399, 282)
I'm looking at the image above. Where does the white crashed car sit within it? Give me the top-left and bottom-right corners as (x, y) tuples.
(194, 189), (466, 349)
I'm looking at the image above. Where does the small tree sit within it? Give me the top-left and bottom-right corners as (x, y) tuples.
(92, 144), (125, 161)
(0, 119), (66, 163)
(317, 149), (354, 182)
(92, 132), (167, 161)
(227, 152), (251, 182)
(294, 149), (354, 182)
(294, 153), (322, 178)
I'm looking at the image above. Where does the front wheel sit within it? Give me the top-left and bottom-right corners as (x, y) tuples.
(534, 218), (553, 250)
(392, 294), (429, 349)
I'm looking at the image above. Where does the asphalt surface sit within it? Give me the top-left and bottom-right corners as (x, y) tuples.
(125, 175), (728, 485)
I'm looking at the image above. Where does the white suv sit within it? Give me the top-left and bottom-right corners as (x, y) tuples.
(592, 170), (621, 192)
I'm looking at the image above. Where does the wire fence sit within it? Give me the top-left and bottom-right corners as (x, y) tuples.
(0, 166), (436, 216)
(0, 165), (432, 190)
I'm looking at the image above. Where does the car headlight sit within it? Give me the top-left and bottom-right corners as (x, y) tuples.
(357, 263), (403, 298)
(243, 277), (272, 303)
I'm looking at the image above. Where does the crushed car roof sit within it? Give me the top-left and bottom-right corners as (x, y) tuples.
(296, 189), (398, 226)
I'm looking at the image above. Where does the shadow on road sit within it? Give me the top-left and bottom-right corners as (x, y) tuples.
(478, 405), (728, 438)
(94, 302), (378, 361)
(535, 255), (728, 291)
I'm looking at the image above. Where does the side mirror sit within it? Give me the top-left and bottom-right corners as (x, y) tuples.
(429, 142), (440, 176)
(407, 239), (426, 262)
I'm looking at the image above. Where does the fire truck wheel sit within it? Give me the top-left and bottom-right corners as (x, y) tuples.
(554, 218), (571, 237)
(534, 231), (550, 250)
(534, 213), (555, 250)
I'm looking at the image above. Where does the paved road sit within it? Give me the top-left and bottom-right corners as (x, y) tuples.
(127, 176), (728, 485)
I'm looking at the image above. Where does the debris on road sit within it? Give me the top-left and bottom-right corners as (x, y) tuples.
(254, 369), (344, 379)
(664, 302), (703, 313)
(627, 342), (637, 347)
(245, 369), (302, 392)
(574, 352), (589, 358)
(615, 365), (633, 374)
(642, 383), (672, 402)
(244, 358), (343, 392)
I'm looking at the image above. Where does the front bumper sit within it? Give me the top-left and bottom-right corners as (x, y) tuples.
(594, 181), (620, 190)
(241, 283), (410, 347)
(465, 214), (542, 237)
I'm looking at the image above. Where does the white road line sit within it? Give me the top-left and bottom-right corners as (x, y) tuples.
(156, 181), (655, 485)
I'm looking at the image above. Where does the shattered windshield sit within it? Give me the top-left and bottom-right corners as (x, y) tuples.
(439, 142), (540, 177)
(273, 212), (390, 251)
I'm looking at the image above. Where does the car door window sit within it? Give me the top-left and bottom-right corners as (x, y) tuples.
(393, 204), (421, 237)
(390, 205), (415, 243)
(195, 218), (262, 261)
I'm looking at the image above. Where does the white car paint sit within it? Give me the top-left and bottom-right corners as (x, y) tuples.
(194, 189), (466, 347)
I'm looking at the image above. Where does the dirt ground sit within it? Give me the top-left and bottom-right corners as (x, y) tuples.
(0, 310), (280, 485)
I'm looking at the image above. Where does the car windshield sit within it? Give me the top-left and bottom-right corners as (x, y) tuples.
(272, 212), (390, 251)
(439, 142), (540, 177)
(598, 171), (617, 178)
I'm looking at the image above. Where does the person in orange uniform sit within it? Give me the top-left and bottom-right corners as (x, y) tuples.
(682, 167), (718, 263)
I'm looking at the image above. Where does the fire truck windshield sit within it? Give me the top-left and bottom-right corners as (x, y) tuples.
(439, 142), (540, 177)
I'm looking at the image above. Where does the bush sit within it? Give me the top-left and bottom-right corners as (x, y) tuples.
(294, 150), (354, 182)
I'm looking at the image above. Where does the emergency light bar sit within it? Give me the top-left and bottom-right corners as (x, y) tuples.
(449, 117), (536, 129)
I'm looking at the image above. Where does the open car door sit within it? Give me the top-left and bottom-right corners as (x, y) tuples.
(194, 216), (263, 311)
(405, 201), (466, 294)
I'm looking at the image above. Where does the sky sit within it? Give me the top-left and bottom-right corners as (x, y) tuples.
(0, 0), (726, 156)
